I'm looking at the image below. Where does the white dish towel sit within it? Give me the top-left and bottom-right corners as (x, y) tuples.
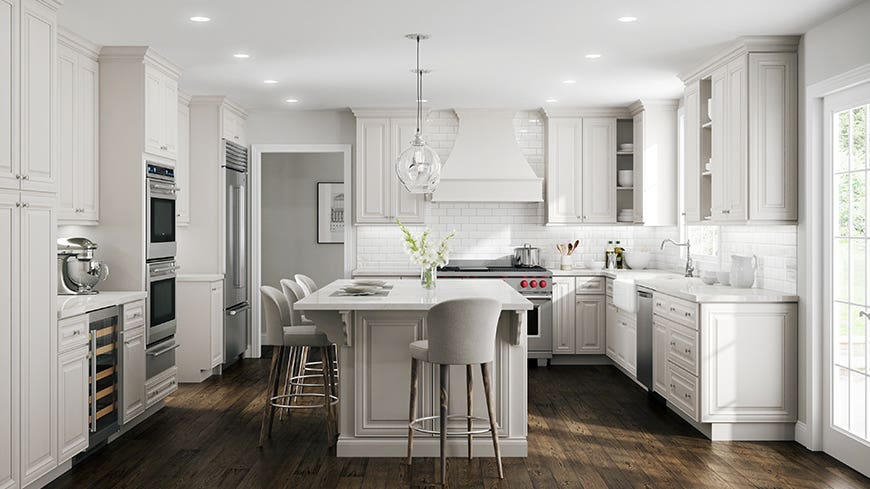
(612, 278), (637, 314)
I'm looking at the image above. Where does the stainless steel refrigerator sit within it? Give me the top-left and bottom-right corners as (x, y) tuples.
(223, 139), (250, 366)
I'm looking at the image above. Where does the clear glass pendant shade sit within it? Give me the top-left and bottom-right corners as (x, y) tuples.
(396, 132), (441, 193)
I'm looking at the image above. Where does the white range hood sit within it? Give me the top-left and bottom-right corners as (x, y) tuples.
(431, 109), (543, 202)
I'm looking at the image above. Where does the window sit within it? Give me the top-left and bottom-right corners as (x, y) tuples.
(677, 107), (719, 259)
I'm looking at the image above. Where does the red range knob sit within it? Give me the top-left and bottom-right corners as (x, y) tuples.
(539, 280), (547, 288)
(520, 280), (528, 288)
(530, 280), (538, 288)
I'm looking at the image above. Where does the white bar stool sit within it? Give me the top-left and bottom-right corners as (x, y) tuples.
(407, 298), (504, 483)
(294, 273), (318, 297)
(279, 279), (339, 423)
(258, 285), (338, 447)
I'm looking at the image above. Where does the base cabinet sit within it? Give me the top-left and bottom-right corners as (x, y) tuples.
(176, 277), (224, 383)
(120, 327), (146, 424)
(606, 306), (636, 377)
(57, 346), (88, 463)
(652, 319), (669, 395)
(551, 278), (575, 354)
(575, 296), (605, 354)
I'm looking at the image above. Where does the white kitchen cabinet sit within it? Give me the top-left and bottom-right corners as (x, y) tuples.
(120, 326), (146, 423)
(18, 0), (57, 194)
(546, 117), (583, 224)
(353, 113), (425, 224)
(19, 191), (57, 486)
(575, 296), (605, 354)
(0, 191), (18, 489)
(607, 307), (636, 377)
(176, 277), (224, 383)
(57, 35), (99, 224)
(144, 65), (178, 160)
(0, 0), (15, 192)
(748, 52), (797, 221)
(551, 277), (575, 354)
(652, 318), (669, 395)
(57, 345), (88, 464)
(630, 101), (678, 226)
(581, 118), (616, 223)
(145, 366), (177, 408)
(222, 105), (247, 147)
(683, 82), (702, 223)
(700, 302), (796, 423)
(605, 302), (617, 362)
(176, 93), (190, 226)
(683, 38), (797, 224)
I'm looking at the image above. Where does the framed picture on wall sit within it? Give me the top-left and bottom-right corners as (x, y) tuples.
(317, 182), (345, 244)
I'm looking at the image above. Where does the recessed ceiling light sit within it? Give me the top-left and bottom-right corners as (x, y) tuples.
(562, 79), (577, 85)
(189, 16), (210, 22)
(233, 53), (250, 59)
(585, 53), (602, 59)
(263, 80), (278, 84)
(545, 98), (558, 103)
(285, 98), (299, 103)
(617, 16), (638, 23)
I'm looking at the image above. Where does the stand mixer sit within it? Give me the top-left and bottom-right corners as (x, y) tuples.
(57, 237), (110, 295)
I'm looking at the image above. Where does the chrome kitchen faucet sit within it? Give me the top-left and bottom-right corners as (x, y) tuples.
(661, 239), (695, 277)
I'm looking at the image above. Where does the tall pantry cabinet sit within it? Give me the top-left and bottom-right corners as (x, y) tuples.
(0, 0), (61, 487)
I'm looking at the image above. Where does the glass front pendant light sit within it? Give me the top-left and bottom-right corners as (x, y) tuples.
(396, 34), (441, 194)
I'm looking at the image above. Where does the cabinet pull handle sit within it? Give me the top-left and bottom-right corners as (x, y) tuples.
(859, 311), (870, 321)
(14, 174), (20, 180)
(22, 174), (28, 180)
(685, 348), (690, 354)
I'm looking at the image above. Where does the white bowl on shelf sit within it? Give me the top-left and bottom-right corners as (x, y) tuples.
(619, 143), (634, 152)
(617, 170), (634, 187)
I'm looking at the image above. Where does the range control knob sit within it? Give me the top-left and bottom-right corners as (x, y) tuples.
(530, 280), (538, 288)
(539, 280), (548, 288)
(520, 280), (528, 288)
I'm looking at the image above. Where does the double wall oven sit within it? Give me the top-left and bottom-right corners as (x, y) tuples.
(145, 162), (179, 382)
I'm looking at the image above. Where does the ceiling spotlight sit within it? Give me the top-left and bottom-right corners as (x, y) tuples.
(189, 16), (211, 22)
(617, 16), (638, 23)
(263, 80), (278, 84)
(233, 53), (250, 59)
(585, 53), (602, 59)
(545, 98), (558, 103)
(285, 98), (299, 103)
(562, 79), (576, 85)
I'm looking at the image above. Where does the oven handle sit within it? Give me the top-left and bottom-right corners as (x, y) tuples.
(528, 295), (553, 301)
(150, 265), (181, 275)
(147, 342), (180, 357)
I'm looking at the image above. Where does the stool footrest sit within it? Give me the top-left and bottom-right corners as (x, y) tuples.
(270, 392), (339, 410)
(409, 414), (495, 436)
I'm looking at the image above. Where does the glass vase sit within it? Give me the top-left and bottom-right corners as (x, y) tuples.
(420, 264), (437, 289)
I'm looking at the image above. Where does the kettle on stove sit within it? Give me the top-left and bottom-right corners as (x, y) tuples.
(57, 237), (110, 295)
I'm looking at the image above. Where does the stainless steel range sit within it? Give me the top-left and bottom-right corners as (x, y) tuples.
(438, 259), (553, 363)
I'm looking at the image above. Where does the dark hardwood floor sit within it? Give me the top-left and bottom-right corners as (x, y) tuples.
(48, 359), (870, 489)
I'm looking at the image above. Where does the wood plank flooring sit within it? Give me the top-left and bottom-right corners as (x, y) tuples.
(47, 359), (870, 489)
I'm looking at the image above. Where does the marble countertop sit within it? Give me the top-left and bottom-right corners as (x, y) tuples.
(550, 268), (681, 279)
(636, 277), (798, 303)
(58, 291), (147, 319)
(295, 279), (533, 311)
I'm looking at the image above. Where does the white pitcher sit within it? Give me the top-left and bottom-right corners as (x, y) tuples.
(730, 254), (757, 288)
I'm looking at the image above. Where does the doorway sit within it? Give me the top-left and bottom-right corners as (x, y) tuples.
(823, 82), (870, 476)
(250, 144), (353, 356)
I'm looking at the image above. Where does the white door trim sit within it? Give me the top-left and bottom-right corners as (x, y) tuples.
(249, 143), (354, 357)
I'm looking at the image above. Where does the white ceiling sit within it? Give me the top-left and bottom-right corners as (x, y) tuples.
(59, 0), (859, 111)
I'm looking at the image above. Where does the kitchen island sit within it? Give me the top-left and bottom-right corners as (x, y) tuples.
(295, 279), (533, 458)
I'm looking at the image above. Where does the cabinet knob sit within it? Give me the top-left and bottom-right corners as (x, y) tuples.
(22, 174), (29, 180)
(22, 203), (29, 207)
(685, 348), (690, 354)
(15, 202), (20, 207)
(14, 174), (20, 180)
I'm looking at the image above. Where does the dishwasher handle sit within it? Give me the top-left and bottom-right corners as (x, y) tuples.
(638, 290), (653, 299)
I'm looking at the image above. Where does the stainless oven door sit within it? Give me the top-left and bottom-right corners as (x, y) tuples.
(527, 296), (553, 357)
(146, 259), (178, 345)
(146, 178), (177, 260)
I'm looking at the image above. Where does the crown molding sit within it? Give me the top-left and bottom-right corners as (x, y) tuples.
(679, 35), (800, 83)
(58, 27), (100, 60)
(99, 46), (182, 79)
(178, 90), (191, 106)
(351, 107), (427, 119)
(542, 106), (632, 118)
(628, 99), (680, 116)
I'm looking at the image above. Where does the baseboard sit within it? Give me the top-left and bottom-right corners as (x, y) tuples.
(336, 436), (528, 458)
(794, 421), (819, 450)
(549, 354), (611, 365)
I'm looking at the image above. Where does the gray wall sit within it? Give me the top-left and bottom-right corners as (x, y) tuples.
(246, 109), (356, 145)
(803, 0), (870, 86)
(261, 152), (345, 290)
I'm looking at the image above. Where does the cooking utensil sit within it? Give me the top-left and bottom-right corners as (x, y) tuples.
(513, 243), (541, 267)
(569, 240), (579, 255)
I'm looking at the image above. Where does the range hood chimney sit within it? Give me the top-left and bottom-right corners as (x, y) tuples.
(431, 109), (543, 202)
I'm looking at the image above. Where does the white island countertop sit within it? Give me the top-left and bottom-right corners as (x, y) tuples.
(295, 279), (533, 311)
(58, 291), (147, 319)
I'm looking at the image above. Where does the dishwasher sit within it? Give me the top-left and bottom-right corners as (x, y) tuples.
(636, 287), (654, 391)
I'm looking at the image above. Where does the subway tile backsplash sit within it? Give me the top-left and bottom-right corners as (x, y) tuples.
(355, 110), (797, 295)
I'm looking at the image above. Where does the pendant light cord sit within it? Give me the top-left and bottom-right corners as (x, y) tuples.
(416, 35), (422, 135)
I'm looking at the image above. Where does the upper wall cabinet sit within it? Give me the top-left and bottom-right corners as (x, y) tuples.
(57, 31), (99, 224)
(630, 101), (678, 226)
(176, 92), (190, 226)
(144, 64), (178, 160)
(682, 37), (798, 223)
(222, 104), (247, 147)
(352, 110), (425, 224)
(0, 0), (59, 194)
(545, 113), (617, 224)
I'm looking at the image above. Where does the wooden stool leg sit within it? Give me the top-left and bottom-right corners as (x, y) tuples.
(439, 364), (449, 484)
(466, 364), (473, 460)
(259, 346), (282, 447)
(319, 346), (336, 447)
(294, 346), (309, 399)
(406, 358), (418, 465)
(481, 362), (503, 479)
(267, 346), (286, 439)
(279, 346), (296, 421)
(325, 345), (339, 425)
